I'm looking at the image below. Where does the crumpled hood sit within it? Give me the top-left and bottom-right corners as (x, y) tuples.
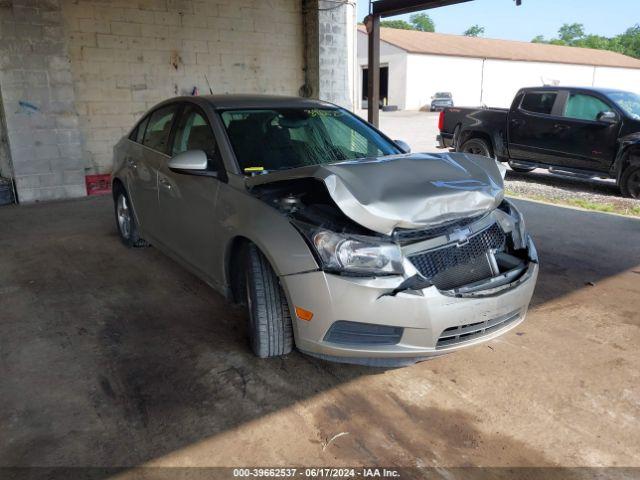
(246, 152), (506, 235)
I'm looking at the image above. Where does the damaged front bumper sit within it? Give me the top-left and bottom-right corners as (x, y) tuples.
(281, 225), (538, 366)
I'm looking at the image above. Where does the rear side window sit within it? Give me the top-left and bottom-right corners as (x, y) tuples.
(563, 93), (611, 121)
(520, 92), (557, 115)
(130, 115), (149, 143)
(143, 105), (178, 153)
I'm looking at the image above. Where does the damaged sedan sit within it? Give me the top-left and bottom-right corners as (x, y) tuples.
(111, 95), (538, 365)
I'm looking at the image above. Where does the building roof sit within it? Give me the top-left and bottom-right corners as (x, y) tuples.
(358, 26), (640, 69)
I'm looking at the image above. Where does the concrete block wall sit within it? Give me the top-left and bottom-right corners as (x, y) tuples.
(303, 0), (355, 109)
(0, 0), (85, 202)
(0, 0), (356, 202)
(63, 0), (305, 175)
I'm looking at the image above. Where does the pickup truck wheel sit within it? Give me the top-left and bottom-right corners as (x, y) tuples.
(459, 138), (494, 158)
(243, 243), (294, 358)
(620, 165), (640, 199)
(508, 161), (536, 173)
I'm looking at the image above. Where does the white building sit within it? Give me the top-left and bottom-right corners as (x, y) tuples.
(357, 26), (640, 111)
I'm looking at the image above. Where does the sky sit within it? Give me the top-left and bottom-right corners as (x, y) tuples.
(356, 0), (638, 42)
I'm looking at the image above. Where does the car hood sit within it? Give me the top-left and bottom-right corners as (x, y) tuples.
(246, 152), (506, 235)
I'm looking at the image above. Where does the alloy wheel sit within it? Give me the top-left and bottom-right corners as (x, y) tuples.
(117, 194), (131, 239)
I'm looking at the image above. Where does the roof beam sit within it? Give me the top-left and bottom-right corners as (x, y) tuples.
(371, 0), (473, 18)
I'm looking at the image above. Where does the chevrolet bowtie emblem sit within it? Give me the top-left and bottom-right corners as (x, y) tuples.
(450, 228), (471, 247)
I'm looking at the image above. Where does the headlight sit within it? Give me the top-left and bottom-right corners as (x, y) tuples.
(296, 224), (404, 275)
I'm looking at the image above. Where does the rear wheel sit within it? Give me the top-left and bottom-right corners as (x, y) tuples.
(243, 243), (293, 358)
(508, 161), (536, 173)
(459, 138), (493, 158)
(620, 164), (640, 199)
(113, 186), (148, 248)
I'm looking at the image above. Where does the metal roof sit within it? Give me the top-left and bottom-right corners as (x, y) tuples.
(359, 26), (640, 69)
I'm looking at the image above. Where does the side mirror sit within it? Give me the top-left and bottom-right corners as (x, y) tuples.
(597, 111), (618, 124)
(394, 140), (411, 153)
(168, 150), (208, 173)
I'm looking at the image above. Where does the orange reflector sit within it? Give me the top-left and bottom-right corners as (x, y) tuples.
(295, 306), (314, 321)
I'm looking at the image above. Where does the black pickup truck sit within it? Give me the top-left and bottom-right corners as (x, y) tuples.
(437, 86), (640, 198)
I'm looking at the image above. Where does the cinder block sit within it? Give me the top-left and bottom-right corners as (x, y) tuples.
(154, 11), (180, 26)
(111, 21), (142, 37)
(78, 18), (110, 34)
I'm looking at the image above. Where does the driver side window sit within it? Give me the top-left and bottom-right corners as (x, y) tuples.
(172, 106), (219, 168)
(564, 93), (612, 122)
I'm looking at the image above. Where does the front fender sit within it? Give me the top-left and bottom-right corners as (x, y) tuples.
(611, 133), (640, 181)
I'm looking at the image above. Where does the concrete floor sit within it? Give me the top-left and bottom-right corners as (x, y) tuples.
(1, 195), (639, 474)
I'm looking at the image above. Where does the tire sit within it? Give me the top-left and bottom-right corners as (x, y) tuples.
(508, 161), (536, 173)
(113, 185), (149, 248)
(459, 137), (494, 158)
(243, 243), (293, 358)
(620, 164), (640, 199)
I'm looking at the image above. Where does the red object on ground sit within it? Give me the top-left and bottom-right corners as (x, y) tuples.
(85, 174), (112, 196)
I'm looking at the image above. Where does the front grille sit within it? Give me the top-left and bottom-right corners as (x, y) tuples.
(408, 223), (506, 289)
(324, 321), (403, 346)
(436, 309), (523, 348)
(394, 216), (481, 244)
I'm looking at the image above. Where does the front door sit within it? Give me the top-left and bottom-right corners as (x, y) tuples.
(551, 91), (620, 172)
(157, 104), (223, 279)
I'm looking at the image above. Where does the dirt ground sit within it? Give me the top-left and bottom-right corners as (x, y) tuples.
(1, 195), (639, 477)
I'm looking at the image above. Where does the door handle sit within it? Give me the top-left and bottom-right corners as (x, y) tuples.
(554, 124), (570, 131)
(159, 177), (172, 189)
(510, 119), (523, 127)
(126, 158), (137, 169)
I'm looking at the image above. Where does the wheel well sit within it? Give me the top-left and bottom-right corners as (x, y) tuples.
(618, 146), (640, 182)
(227, 236), (251, 304)
(459, 131), (494, 154)
(112, 177), (124, 200)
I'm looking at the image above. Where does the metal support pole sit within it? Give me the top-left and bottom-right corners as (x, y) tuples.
(366, 14), (380, 127)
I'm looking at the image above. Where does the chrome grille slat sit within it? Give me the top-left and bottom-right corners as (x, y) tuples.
(436, 310), (522, 348)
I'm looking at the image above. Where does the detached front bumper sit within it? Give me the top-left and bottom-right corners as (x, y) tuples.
(281, 239), (538, 365)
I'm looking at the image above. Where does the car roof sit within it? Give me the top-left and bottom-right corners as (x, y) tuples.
(521, 85), (633, 95)
(154, 94), (339, 111)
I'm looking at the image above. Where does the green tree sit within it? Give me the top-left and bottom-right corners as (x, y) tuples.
(531, 23), (640, 59)
(380, 19), (414, 30)
(463, 25), (485, 37)
(558, 23), (585, 44)
(410, 12), (435, 32)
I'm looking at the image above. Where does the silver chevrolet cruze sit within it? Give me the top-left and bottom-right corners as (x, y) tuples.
(112, 95), (538, 365)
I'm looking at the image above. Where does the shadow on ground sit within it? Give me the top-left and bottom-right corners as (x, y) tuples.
(0, 196), (638, 474)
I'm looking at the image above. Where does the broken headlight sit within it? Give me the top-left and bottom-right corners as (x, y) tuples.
(500, 199), (528, 249)
(296, 224), (404, 275)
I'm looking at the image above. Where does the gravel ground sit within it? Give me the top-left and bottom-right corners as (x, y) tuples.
(505, 169), (640, 216)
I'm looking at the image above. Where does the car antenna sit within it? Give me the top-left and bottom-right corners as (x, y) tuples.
(204, 73), (213, 95)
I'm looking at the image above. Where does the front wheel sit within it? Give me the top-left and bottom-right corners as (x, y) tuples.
(620, 164), (640, 199)
(459, 138), (494, 158)
(508, 161), (536, 173)
(243, 244), (293, 358)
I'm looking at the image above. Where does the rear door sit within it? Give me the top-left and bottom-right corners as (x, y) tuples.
(137, 103), (180, 240)
(508, 89), (563, 165)
(551, 90), (621, 172)
(157, 103), (223, 273)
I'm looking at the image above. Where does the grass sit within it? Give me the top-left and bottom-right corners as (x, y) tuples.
(505, 189), (640, 218)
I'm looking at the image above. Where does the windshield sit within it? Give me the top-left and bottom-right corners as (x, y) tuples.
(606, 91), (640, 120)
(434, 92), (451, 99)
(220, 108), (401, 173)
